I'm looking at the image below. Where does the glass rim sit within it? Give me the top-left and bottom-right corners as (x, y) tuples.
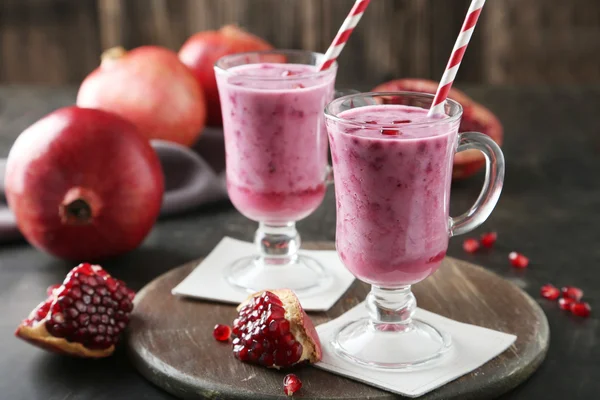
(324, 91), (463, 130)
(213, 49), (338, 81)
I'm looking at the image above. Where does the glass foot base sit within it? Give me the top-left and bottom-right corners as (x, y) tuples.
(224, 254), (333, 295)
(331, 317), (451, 370)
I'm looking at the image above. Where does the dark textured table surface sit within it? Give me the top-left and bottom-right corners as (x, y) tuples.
(0, 85), (599, 400)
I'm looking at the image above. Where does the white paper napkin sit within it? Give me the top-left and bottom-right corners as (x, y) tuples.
(315, 302), (517, 398)
(172, 237), (355, 311)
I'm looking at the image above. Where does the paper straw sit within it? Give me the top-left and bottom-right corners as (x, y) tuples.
(318, 0), (371, 71)
(428, 0), (487, 116)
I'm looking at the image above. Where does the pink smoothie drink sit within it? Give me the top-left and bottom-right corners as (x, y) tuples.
(327, 104), (460, 287)
(216, 63), (335, 224)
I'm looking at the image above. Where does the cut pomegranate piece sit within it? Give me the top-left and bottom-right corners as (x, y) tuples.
(480, 232), (497, 248)
(508, 252), (529, 268)
(15, 263), (135, 358)
(232, 289), (322, 369)
(540, 284), (560, 300)
(558, 297), (575, 311)
(213, 324), (231, 342)
(283, 373), (302, 396)
(372, 78), (503, 180)
(462, 238), (480, 253)
(570, 302), (591, 318)
(561, 286), (584, 302)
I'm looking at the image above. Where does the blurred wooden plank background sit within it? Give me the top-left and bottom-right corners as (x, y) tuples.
(1, 0), (599, 86)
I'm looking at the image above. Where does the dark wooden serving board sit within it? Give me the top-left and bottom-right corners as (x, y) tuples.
(127, 242), (549, 400)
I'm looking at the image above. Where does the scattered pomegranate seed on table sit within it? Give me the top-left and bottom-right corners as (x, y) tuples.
(558, 297), (575, 311)
(570, 302), (591, 318)
(213, 324), (231, 342)
(561, 286), (584, 302)
(283, 374), (302, 396)
(480, 232), (497, 248)
(462, 238), (480, 254)
(540, 284), (560, 300)
(508, 252), (529, 268)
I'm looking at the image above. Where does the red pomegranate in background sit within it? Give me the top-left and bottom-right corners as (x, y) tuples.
(77, 46), (206, 147)
(179, 25), (273, 126)
(372, 78), (504, 180)
(5, 106), (164, 261)
(15, 263), (135, 358)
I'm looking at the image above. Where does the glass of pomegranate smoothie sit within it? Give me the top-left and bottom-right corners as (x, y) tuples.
(325, 92), (505, 369)
(215, 50), (336, 294)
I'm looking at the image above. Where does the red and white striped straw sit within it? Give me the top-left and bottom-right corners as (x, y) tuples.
(428, 0), (487, 116)
(318, 0), (371, 71)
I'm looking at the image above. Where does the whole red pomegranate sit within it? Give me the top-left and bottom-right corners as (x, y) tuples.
(16, 263), (135, 358)
(372, 78), (504, 180)
(77, 46), (206, 147)
(5, 106), (164, 260)
(179, 25), (273, 126)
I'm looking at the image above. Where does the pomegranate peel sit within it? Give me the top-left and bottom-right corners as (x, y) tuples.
(233, 289), (322, 369)
(16, 322), (114, 358)
(77, 45), (206, 147)
(15, 263), (134, 358)
(179, 25), (273, 126)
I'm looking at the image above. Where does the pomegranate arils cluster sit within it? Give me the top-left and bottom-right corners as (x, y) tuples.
(541, 283), (590, 318)
(232, 291), (302, 368)
(16, 263), (135, 357)
(231, 289), (322, 369)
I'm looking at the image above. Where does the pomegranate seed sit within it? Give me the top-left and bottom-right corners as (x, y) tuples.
(561, 286), (583, 302)
(283, 374), (302, 396)
(292, 83), (305, 89)
(46, 284), (61, 296)
(480, 232), (497, 248)
(392, 119), (411, 124)
(281, 70), (297, 77)
(508, 252), (529, 268)
(364, 120), (378, 124)
(213, 324), (231, 342)
(381, 129), (399, 136)
(463, 238), (480, 253)
(540, 284), (560, 300)
(558, 297), (575, 310)
(570, 302), (591, 318)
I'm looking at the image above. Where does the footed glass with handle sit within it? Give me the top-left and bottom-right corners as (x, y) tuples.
(324, 91), (505, 369)
(214, 50), (338, 295)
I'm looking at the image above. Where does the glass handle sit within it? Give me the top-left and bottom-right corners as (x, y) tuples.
(449, 132), (505, 237)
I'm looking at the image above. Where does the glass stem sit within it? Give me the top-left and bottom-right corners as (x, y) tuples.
(255, 222), (300, 266)
(366, 285), (416, 326)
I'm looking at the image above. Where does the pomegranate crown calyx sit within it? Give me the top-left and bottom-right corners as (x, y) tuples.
(101, 47), (127, 67)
